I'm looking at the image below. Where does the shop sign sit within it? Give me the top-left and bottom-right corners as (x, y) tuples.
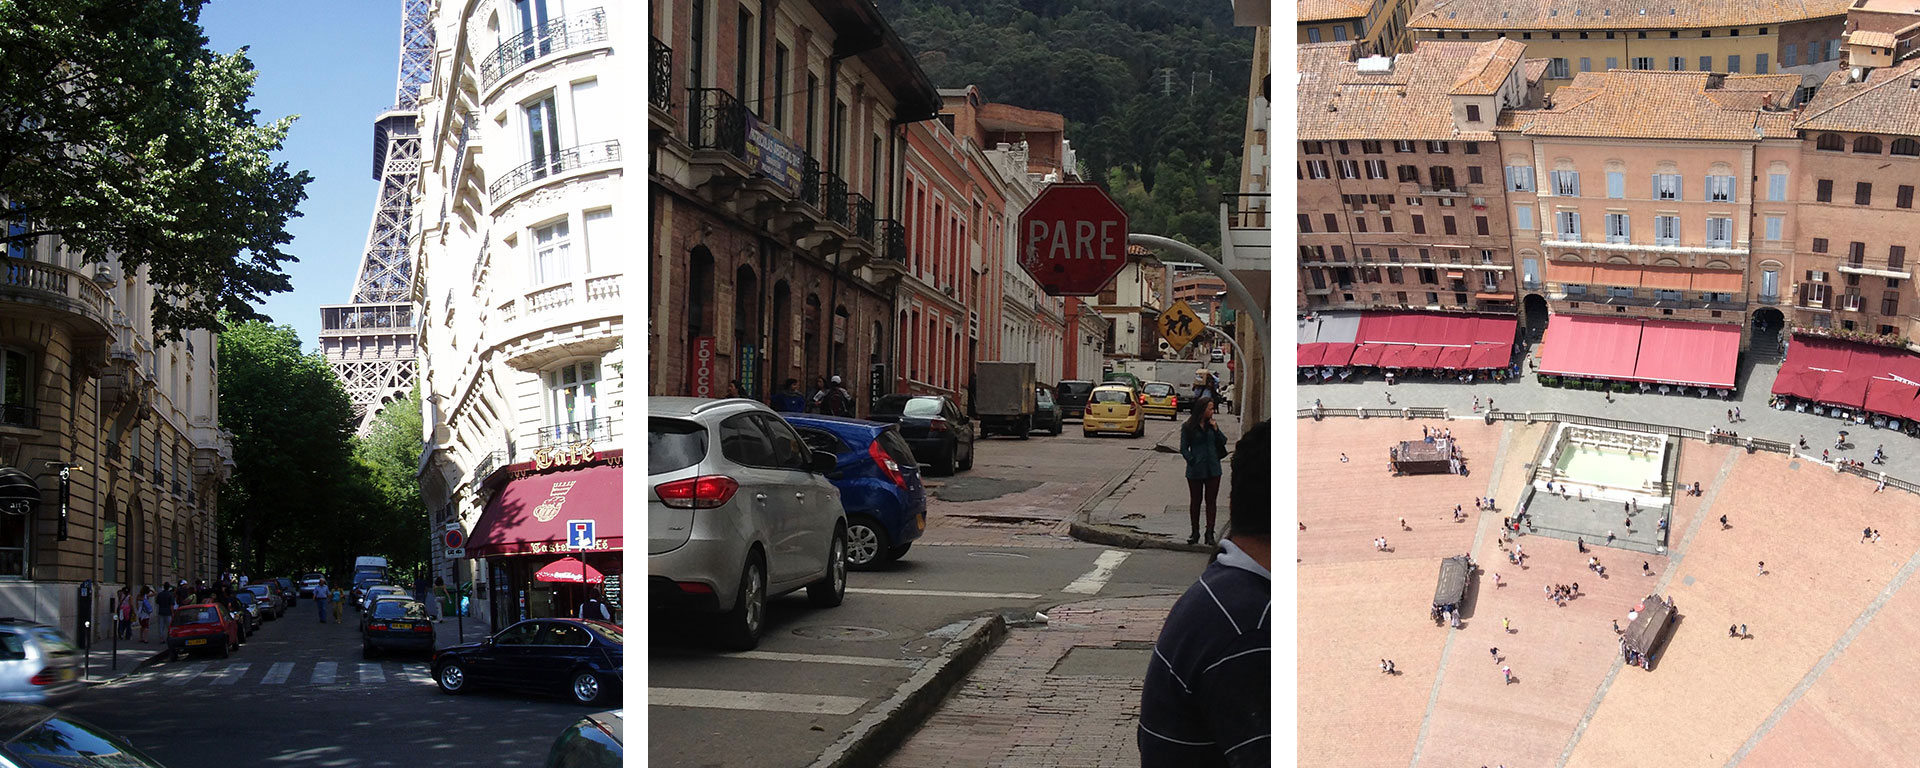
(533, 442), (597, 470)
(868, 363), (888, 412)
(743, 116), (804, 194)
(526, 538), (612, 555)
(691, 336), (717, 397)
(739, 345), (758, 400)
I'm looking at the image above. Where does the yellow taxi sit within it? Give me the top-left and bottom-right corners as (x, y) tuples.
(1082, 383), (1146, 438)
(1140, 381), (1180, 420)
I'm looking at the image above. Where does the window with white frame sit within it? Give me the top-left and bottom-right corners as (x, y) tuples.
(1654, 173), (1681, 200)
(1706, 217), (1733, 247)
(1365, 159), (1387, 179)
(582, 208), (612, 272)
(545, 360), (603, 440)
(1306, 160), (1329, 179)
(1337, 160), (1359, 179)
(1655, 215), (1680, 245)
(1706, 174), (1735, 202)
(1555, 210), (1581, 240)
(1605, 213), (1630, 243)
(525, 94), (563, 177)
(0, 348), (29, 428)
(1505, 165), (1534, 191)
(532, 218), (572, 284)
(1482, 271), (1500, 290)
(1551, 170), (1580, 196)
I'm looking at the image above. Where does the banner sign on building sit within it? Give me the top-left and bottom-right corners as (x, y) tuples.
(691, 336), (716, 397)
(744, 117), (804, 194)
(739, 345), (757, 401)
(869, 363), (888, 412)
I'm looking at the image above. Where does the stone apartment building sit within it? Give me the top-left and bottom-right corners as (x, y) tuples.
(1296, 39), (1532, 318)
(1300, 0), (1419, 55)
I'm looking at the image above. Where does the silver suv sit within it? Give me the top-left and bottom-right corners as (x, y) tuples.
(0, 620), (83, 706)
(649, 398), (848, 650)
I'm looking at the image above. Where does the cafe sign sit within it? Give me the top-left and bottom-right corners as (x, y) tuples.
(533, 442), (597, 470)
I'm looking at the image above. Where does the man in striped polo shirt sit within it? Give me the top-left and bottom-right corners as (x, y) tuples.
(1139, 420), (1271, 767)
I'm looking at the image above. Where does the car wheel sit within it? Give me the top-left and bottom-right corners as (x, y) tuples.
(1017, 416), (1031, 440)
(435, 659), (469, 695)
(888, 543), (913, 561)
(716, 555), (767, 651)
(1051, 418), (1063, 436)
(958, 441), (974, 471)
(807, 529), (848, 608)
(845, 517), (892, 571)
(937, 447), (957, 477)
(217, 639), (230, 659)
(569, 669), (609, 706)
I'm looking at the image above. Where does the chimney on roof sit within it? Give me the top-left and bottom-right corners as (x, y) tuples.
(1763, 92), (1774, 110)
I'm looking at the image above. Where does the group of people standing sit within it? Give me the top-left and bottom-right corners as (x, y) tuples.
(113, 577), (244, 643)
(767, 376), (855, 416)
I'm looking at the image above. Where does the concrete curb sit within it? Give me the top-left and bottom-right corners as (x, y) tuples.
(807, 614), (1010, 768)
(82, 648), (172, 686)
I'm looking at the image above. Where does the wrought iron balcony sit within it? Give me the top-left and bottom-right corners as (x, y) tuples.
(0, 404), (32, 429)
(650, 37), (672, 112)
(876, 219), (908, 264)
(488, 139), (621, 201)
(824, 172), (849, 227)
(850, 193), (875, 240)
(480, 7), (609, 89)
(536, 416), (614, 447)
(800, 156), (821, 206)
(687, 87), (748, 157)
(472, 449), (507, 484)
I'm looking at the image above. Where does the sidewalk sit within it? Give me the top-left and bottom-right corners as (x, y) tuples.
(880, 595), (1177, 768)
(77, 632), (170, 684)
(1072, 414), (1239, 552)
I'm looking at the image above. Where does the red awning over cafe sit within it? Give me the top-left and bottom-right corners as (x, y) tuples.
(468, 459), (623, 558)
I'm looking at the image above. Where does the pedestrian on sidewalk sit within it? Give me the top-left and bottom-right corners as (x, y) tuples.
(1139, 421), (1270, 768)
(1179, 399), (1229, 546)
(331, 583), (346, 623)
(1740, 623), (1748, 638)
(313, 581), (331, 623)
(429, 577), (448, 623)
(1757, 561), (1767, 576)
(1490, 646), (1499, 662)
(770, 378), (807, 413)
(1735, 407), (1742, 421)
(1503, 665), (1513, 685)
(114, 587), (132, 641)
(1720, 514), (1729, 529)
(154, 581), (174, 638)
(136, 587), (154, 643)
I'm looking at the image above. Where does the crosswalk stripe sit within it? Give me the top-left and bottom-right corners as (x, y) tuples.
(164, 662), (210, 686)
(311, 661), (337, 685)
(210, 663), (250, 685)
(358, 662), (384, 684)
(396, 664), (432, 686)
(649, 687), (867, 715)
(1063, 550), (1131, 595)
(261, 662), (293, 684)
(846, 588), (1043, 599)
(723, 651), (919, 668)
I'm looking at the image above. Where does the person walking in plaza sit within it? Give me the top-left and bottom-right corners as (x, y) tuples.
(313, 581), (330, 623)
(136, 587), (154, 643)
(1502, 665), (1513, 685)
(1138, 421), (1270, 767)
(1179, 399), (1229, 546)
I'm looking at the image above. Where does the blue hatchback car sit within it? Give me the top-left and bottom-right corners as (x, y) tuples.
(783, 415), (928, 569)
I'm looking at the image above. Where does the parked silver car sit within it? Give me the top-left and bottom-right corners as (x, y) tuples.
(0, 620), (83, 706)
(243, 584), (284, 619)
(649, 398), (848, 650)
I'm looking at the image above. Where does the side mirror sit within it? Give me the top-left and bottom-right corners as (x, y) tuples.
(810, 452), (836, 474)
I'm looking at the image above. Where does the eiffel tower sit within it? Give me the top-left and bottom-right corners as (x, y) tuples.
(321, 0), (434, 433)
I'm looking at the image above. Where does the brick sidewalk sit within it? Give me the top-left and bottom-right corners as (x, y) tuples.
(880, 595), (1178, 768)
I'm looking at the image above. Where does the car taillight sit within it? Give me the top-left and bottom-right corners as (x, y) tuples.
(369, 623), (388, 631)
(868, 441), (907, 489)
(1170, 395), (1178, 408)
(654, 475), (740, 509)
(29, 669), (53, 686)
(412, 624), (433, 632)
(929, 418), (949, 432)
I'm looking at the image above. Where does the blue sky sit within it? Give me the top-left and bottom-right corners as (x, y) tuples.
(199, 0), (404, 351)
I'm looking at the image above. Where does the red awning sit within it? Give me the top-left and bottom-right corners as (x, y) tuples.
(1350, 343), (1386, 367)
(1466, 342), (1512, 369)
(1771, 367), (1821, 400)
(1814, 368), (1873, 407)
(1407, 345), (1443, 368)
(1321, 342), (1358, 367)
(1297, 342), (1327, 367)
(1472, 317), (1518, 344)
(1865, 379), (1920, 421)
(468, 461), (623, 558)
(1632, 321), (1741, 389)
(1436, 346), (1473, 370)
(1377, 344), (1416, 368)
(534, 556), (605, 584)
(1537, 315), (1643, 380)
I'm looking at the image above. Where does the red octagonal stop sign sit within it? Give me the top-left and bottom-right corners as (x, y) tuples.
(1017, 183), (1130, 296)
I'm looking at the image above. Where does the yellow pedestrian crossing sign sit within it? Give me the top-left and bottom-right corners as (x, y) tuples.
(1159, 301), (1205, 351)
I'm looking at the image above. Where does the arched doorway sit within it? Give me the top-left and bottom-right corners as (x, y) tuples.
(733, 265), (760, 398)
(1522, 294), (1550, 343)
(770, 281), (792, 393)
(1752, 307), (1787, 358)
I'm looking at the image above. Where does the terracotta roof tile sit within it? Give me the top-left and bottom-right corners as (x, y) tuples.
(1794, 59), (1920, 137)
(1298, 40), (1515, 141)
(1849, 30), (1899, 48)
(1451, 38), (1527, 95)
(1523, 58), (1551, 82)
(1513, 70), (1797, 140)
(1300, 0), (1373, 22)
(1407, 0), (1848, 31)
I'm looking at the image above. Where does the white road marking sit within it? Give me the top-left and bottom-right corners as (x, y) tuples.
(311, 661), (337, 685)
(398, 664), (434, 686)
(649, 687), (867, 716)
(358, 663), (385, 684)
(210, 663), (250, 685)
(1062, 550), (1131, 595)
(261, 662), (294, 685)
(164, 662), (210, 686)
(846, 588), (1042, 599)
(723, 651), (919, 668)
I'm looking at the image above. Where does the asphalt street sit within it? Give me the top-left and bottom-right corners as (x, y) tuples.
(647, 417), (1213, 768)
(66, 604), (597, 767)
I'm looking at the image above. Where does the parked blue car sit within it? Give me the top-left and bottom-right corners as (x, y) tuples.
(783, 415), (928, 569)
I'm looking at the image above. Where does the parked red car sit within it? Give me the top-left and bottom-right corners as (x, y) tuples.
(166, 603), (240, 660)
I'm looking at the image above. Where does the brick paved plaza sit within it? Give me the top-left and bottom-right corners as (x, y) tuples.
(1300, 416), (1920, 767)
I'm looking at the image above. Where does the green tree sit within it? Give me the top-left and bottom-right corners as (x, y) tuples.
(351, 385), (427, 580)
(217, 321), (359, 578)
(0, 0), (311, 340)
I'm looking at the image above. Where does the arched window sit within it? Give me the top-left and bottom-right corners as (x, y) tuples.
(1817, 133), (1845, 152)
(1892, 138), (1919, 157)
(1853, 135), (1883, 154)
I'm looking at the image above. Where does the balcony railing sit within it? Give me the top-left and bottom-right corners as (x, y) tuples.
(1223, 193), (1271, 229)
(0, 404), (33, 429)
(1757, 294), (1780, 305)
(536, 416), (614, 447)
(1, 260), (109, 328)
(800, 156), (821, 206)
(824, 172), (849, 227)
(480, 7), (609, 89)
(849, 192), (875, 240)
(526, 283), (575, 315)
(489, 139), (621, 201)
(586, 275), (620, 303)
(877, 219), (908, 263)
(650, 37), (672, 112)
(472, 449), (506, 484)
(687, 87), (748, 157)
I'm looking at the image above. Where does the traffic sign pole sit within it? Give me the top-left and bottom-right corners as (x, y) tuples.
(1127, 233), (1268, 350)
